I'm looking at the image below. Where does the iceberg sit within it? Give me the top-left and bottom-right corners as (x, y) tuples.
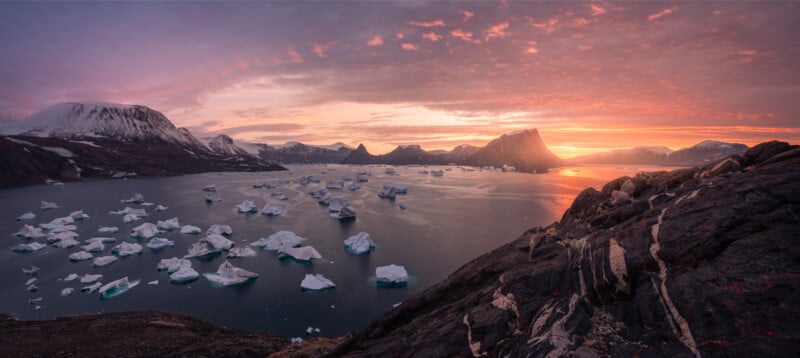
(355, 175), (368, 182)
(80, 274), (102, 283)
(170, 266), (200, 284)
(156, 217), (180, 230)
(203, 234), (234, 251)
(260, 203), (284, 216)
(184, 241), (219, 259)
(68, 251), (93, 261)
(130, 223), (160, 239)
(49, 225), (78, 233)
(202, 184), (217, 192)
(110, 207), (147, 217)
(155, 205), (168, 211)
(376, 264), (408, 286)
(205, 195), (223, 203)
(47, 231), (78, 243)
(348, 182), (361, 191)
(52, 238), (80, 248)
(122, 214), (140, 223)
(25, 278), (37, 286)
(17, 212), (36, 221)
(99, 276), (140, 299)
(92, 255), (118, 267)
(270, 192), (288, 200)
(325, 181), (344, 190)
(22, 265), (40, 275)
(12, 242), (47, 253)
(309, 189), (327, 199)
(431, 170), (444, 177)
(157, 257), (192, 273)
(330, 206), (356, 221)
(250, 231), (306, 251)
(307, 176), (321, 183)
(203, 261), (258, 286)
(342, 175), (353, 182)
(80, 282), (102, 294)
(27, 284), (38, 292)
(235, 200), (258, 213)
(98, 226), (119, 234)
(344, 232), (375, 254)
(300, 274), (335, 291)
(141, 202), (155, 206)
(148, 280), (159, 285)
(320, 196), (349, 212)
(278, 245), (322, 261)
(85, 236), (116, 244)
(40, 201), (58, 210)
(207, 224), (233, 236)
(227, 246), (257, 258)
(112, 242), (143, 256)
(180, 225), (202, 234)
(399, 203), (409, 210)
(146, 238), (174, 250)
(61, 288), (74, 296)
(378, 185), (407, 198)
(70, 210), (90, 220)
(64, 273), (79, 281)
(14, 225), (46, 239)
(121, 193), (145, 204)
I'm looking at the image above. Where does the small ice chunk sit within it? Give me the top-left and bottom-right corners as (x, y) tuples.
(205, 195), (223, 203)
(27, 284), (38, 292)
(130, 223), (160, 239)
(207, 224), (233, 236)
(418, 170), (429, 174)
(47, 231), (78, 243)
(39, 215), (74, 229)
(260, 203), (284, 216)
(156, 217), (180, 230)
(22, 265), (40, 275)
(291, 337), (304, 344)
(28, 297), (43, 304)
(99, 276), (140, 299)
(80, 274), (102, 283)
(399, 203), (409, 210)
(203, 234), (234, 251)
(309, 189), (327, 199)
(235, 200), (258, 214)
(155, 205), (168, 211)
(227, 247), (257, 258)
(98, 226), (119, 234)
(431, 170), (444, 177)
(140, 202), (155, 206)
(85, 237), (116, 244)
(110, 207), (147, 216)
(270, 192), (288, 200)
(93, 255), (118, 267)
(48, 225), (77, 233)
(12, 242), (47, 253)
(300, 274), (335, 290)
(180, 225), (202, 234)
(330, 206), (356, 221)
(70, 210), (90, 220)
(325, 181), (344, 190)
(344, 232), (375, 254)
(17, 212), (36, 221)
(14, 225), (47, 239)
(202, 185), (217, 192)
(376, 264), (408, 285)
(355, 175), (368, 182)
(170, 266), (200, 283)
(112, 242), (143, 257)
(121, 193), (144, 204)
(157, 257), (192, 273)
(306, 327), (314, 334)
(342, 175), (353, 182)
(147, 280), (159, 285)
(123, 214), (140, 222)
(348, 182), (360, 191)
(25, 278), (37, 286)
(203, 261), (258, 286)
(307, 176), (321, 183)
(52, 238), (80, 248)
(81, 240), (104, 252)
(321, 196), (349, 212)
(69, 251), (94, 261)
(378, 185), (407, 198)
(278, 246), (322, 261)
(80, 282), (102, 294)
(250, 231), (306, 251)
(393, 302), (402, 308)
(61, 288), (74, 296)
(146, 238), (174, 250)
(64, 273), (79, 281)
(40, 201), (58, 210)
(184, 241), (219, 259)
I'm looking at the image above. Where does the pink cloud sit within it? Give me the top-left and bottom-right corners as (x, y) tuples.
(408, 20), (445, 27)
(574, 18), (590, 26)
(401, 43), (419, 51)
(422, 32), (442, 42)
(451, 29), (480, 43)
(460, 10), (474, 21)
(312, 43), (331, 58)
(648, 6), (678, 20)
(533, 18), (559, 33)
(590, 4), (607, 16)
(486, 22), (509, 40)
(367, 35), (384, 46)
(287, 47), (303, 63)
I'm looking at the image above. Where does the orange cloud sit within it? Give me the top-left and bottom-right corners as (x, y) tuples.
(533, 17), (559, 33)
(422, 32), (442, 42)
(451, 29), (480, 43)
(312, 43), (331, 58)
(287, 47), (303, 63)
(486, 22), (509, 40)
(408, 20), (445, 27)
(648, 6), (677, 20)
(590, 4), (607, 16)
(574, 18), (590, 26)
(461, 10), (474, 21)
(401, 42), (419, 51)
(526, 41), (539, 54)
(367, 35), (384, 46)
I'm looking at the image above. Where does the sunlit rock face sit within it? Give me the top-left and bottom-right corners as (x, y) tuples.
(333, 141), (800, 357)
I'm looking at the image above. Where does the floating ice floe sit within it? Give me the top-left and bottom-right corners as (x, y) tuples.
(52, 238), (80, 248)
(207, 224), (233, 236)
(205, 195), (223, 203)
(325, 181), (344, 190)
(70, 210), (90, 220)
(110, 207), (147, 216)
(27, 283), (38, 292)
(148, 280), (158, 285)
(64, 273), (79, 281)
(14, 225), (47, 239)
(141, 202), (155, 206)
(202, 185), (217, 192)
(348, 182), (360, 191)
(171, 266), (199, 283)
(431, 170), (444, 177)
(376, 264), (408, 286)
(320, 196), (349, 212)
(121, 193), (145, 204)
(203, 261), (258, 286)
(25, 278), (37, 286)
(80, 274), (102, 283)
(278, 246), (322, 262)
(300, 274), (335, 291)
(235, 200), (258, 214)
(309, 189), (327, 199)
(69, 251), (93, 261)
(307, 176), (321, 183)
(184, 241), (220, 259)
(123, 214), (140, 222)
(61, 288), (74, 296)
(227, 247), (257, 258)
(344, 232), (375, 254)
(342, 175), (353, 182)
(418, 170), (429, 174)
(12, 242), (47, 253)
(40, 201), (58, 210)
(39, 215), (74, 229)
(156, 217), (180, 230)
(98, 226), (119, 234)
(85, 236), (116, 244)
(263, 183), (276, 189)
(48, 225), (78, 233)
(29, 298), (43, 304)
(99, 276), (140, 299)
(330, 207), (356, 221)
(157, 258), (192, 273)
(306, 327), (322, 334)
(203, 234), (234, 251)
(92, 255), (118, 267)
(250, 231), (306, 251)
(356, 174), (368, 182)
(180, 225), (202, 234)
(291, 338), (304, 344)
(112, 242), (143, 257)
(270, 192), (288, 200)
(146, 238), (174, 250)
(17, 212), (36, 221)
(130, 223), (160, 239)
(22, 265), (40, 275)
(260, 203), (284, 216)
(378, 185), (407, 198)
(47, 231), (78, 243)
(80, 282), (102, 294)
(155, 205), (168, 211)
(296, 177), (309, 186)
(385, 168), (396, 175)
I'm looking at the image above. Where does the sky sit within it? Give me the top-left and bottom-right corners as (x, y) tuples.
(0, 1), (799, 157)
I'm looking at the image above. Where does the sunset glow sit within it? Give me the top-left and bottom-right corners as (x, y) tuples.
(1, 1), (798, 156)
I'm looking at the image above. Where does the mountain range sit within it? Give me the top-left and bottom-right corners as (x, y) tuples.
(568, 141), (749, 166)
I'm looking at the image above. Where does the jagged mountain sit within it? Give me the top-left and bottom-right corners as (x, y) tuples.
(446, 144), (481, 162)
(465, 129), (563, 172)
(254, 142), (353, 164)
(666, 140), (749, 166)
(568, 146), (673, 165)
(333, 141), (800, 356)
(205, 134), (252, 158)
(340, 143), (375, 164)
(569, 140), (749, 166)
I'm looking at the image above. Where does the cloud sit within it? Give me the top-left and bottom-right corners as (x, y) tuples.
(367, 35), (384, 46)
(451, 29), (480, 43)
(525, 41), (539, 54)
(590, 4), (607, 16)
(648, 6), (677, 21)
(401, 43), (418, 51)
(486, 22), (509, 40)
(287, 47), (304, 63)
(408, 19), (445, 27)
(460, 10), (474, 21)
(422, 32), (442, 42)
(312, 43), (331, 58)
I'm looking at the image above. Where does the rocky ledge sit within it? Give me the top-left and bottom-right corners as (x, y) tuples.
(333, 141), (800, 357)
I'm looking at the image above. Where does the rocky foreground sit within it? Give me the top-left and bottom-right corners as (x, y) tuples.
(2, 141), (798, 357)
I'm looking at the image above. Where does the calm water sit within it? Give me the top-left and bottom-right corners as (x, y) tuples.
(0, 164), (670, 337)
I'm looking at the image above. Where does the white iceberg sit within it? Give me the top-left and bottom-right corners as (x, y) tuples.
(99, 276), (140, 299)
(123, 214), (140, 222)
(80, 282), (102, 294)
(121, 193), (144, 204)
(12, 242), (47, 253)
(110, 207), (147, 217)
(112, 242), (143, 257)
(300, 274), (335, 291)
(270, 192), (288, 200)
(48, 224), (77, 233)
(25, 277), (37, 286)
(80, 273), (103, 283)
(61, 288), (74, 296)
(14, 225), (46, 239)
(344, 232), (375, 254)
(184, 241), (219, 259)
(235, 200), (258, 214)
(17, 212), (36, 221)
(431, 170), (444, 177)
(170, 266), (200, 284)
(203, 261), (258, 286)
(307, 176), (321, 183)
(148, 280), (158, 285)
(40, 201), (58, 210)
(130, 223), (160, 239)
(98, 226), (119, 234)
(278, 246), (322, 261)
(157, 257), (192, 273)
(47, 231), (78, 243)
(207, 224), (233, 236)
(69, 251), (94, 261)
(39, 215), (74, 229)
(325, 181), (344, 190)
(378, 184), (407, 198)
(205, 195), (223, 203)
(155, 205), (168, 211)
(141, 202), (155, 206)
(376, 264), (408, 285)
(309, 189), (327, 199)
(180, 225), (202, 234)
(92, 255), (118, 267)
(156, 217), (180, 230)
(146, 238), (174, 250)
(330, 206), (356, 221)
(22, 265), (40, 275)
(260, 203), (284, 216)
(64, 273), (80, 281)
(320, 196), (349, 212)
(227, 246), (257, 258)
(70, 210), (90, 220)
(203, 234), (234, 251)
(202, 184), (217, 192)
(355, 175), (368, 182)
(85, 236), (116, 244)
(399, 203), (409, 210)
(348, 182), (361, 191)
(250, 231), (306, 251)
(52, 238), (80, 248)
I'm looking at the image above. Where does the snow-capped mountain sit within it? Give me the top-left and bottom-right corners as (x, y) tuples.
(254, 142), (353, 164)
(568, 140), (748, 166)
(666, 140), (748, 166)
(205, 134), (253, 158)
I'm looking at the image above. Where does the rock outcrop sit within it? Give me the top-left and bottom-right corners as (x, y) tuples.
(333, 141), (800, 357)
